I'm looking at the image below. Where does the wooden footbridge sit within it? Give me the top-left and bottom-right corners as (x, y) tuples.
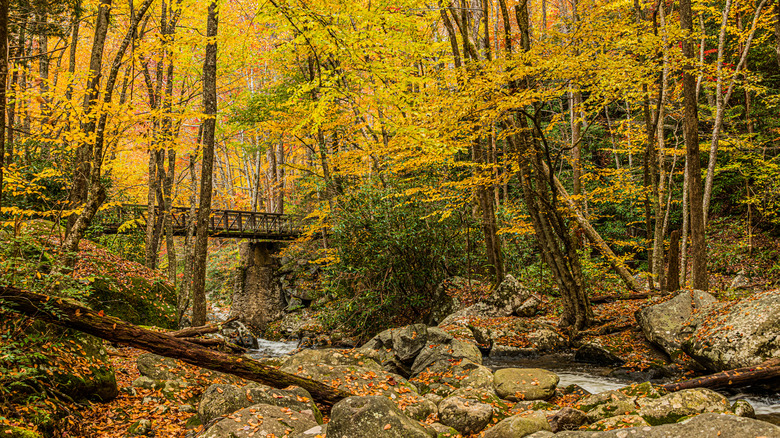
(95, 204), (301, 240)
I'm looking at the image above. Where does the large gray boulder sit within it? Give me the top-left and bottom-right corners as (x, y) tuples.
(635, 290), (717, 360)
(201, 403), (317, 438)
(198, 383), (322, 425)
(680, 289), (780, 371)
(493, 368), (559, 401)
(281, 348), (383, 372)
(410, 359), (493, 397)
(485, 274), (533, 317)
(438, 396), (493, 435)
(636, 388), (731, 425)
(483, 411), (551, 438)
(410, 338), (482, 376)
(554, 413), (780, 437)
(327, 396), (431, 438)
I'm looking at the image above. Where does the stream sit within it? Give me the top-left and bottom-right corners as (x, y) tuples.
(246, 340), (779, 425)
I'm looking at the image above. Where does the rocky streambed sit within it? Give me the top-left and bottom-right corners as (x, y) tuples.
(125, 321), (779, 438)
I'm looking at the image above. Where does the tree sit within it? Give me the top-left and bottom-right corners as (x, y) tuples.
(190, 0), (219, 327)
(681, 0), (708, 291)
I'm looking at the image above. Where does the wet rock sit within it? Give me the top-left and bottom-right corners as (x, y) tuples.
(483, 411), (551, 438)
(680, 289), (780, 371)
(493, 368), (559, 401)
(201, 403), (317, 438)
(636, 388), (731, 425)
(438, 396), (493, 435)
(328, 396), (431, 438)
(635, 290), (716, 359)
(549, 407), (590, 432)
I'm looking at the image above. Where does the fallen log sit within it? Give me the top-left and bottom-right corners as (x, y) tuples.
(168, 325), (219, 338)
(0, 286), (351, 411)
(662, 359), (780, 392)
(179, 336), (247, 354)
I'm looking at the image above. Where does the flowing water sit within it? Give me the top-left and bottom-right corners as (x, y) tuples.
(247, 338), (300, 358)
(247, 340), (780, 425)
(485, 355), (780, 425)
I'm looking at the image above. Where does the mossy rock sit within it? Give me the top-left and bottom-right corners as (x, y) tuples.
(41, 324), (118, 402)
(0, 426), (43, 438)
(617, 381), (666, 399)
(88, 275), (176, 329)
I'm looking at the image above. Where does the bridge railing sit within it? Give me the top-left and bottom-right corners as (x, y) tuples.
(94, 204), (302, 239)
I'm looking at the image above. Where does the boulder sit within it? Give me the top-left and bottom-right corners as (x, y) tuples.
(731, 400), (755, 418)
(583, 415), (649, 431)
(46, 329), (117, 402)
(410, 338), (482, 376)
(489, 344), (539, 360)
(680, 289), (780, 371)
(136, 354), (184, 381)
(527, 329), (567, 352)
(391, 324), (429, 363)
(516, 296), (543, 317)
(281, 348), (383, 372)
(201, 403), (317, 438)
(485, 274), (532, 316)
(635, 290), (717, 359)
(493, 368), (559, 401)
(411, 359), (493, 397)
(549, 407), (589, 432)
(327, 396), (431, 438)
(198, 383), (321, 425)
(220, 319), (259, 349)
(483, 411), (551, 438)
(292, 424), (327, 438)
(438, 396), (493, 435)
(579, 391), (637, 423)
(574, 342), (625, 366)
(636, 388), (731, 425)
(554, 413), (780, 437)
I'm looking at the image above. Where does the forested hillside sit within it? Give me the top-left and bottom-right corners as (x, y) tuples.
(1, 0), (780, 436)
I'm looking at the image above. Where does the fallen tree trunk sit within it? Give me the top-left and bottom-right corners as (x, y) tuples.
(168, 325), (219, 338)
(0, 286), (351, 410)
(662, 359), (780, 392)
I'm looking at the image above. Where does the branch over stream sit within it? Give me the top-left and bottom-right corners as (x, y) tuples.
(0, 286), (351, 411)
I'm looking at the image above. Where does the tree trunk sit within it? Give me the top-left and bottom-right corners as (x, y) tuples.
(191, 0), (219, 327)
(67, 0), (112, 233)
(681, 0), (708, 291)
(0, 286), (351, 410)
(0, 0), (7, 212)
(666, 229), (681, 292)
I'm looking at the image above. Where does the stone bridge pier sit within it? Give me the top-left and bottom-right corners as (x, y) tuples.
(231, 241), (285, 332)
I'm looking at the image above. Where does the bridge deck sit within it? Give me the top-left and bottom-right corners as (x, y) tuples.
(96, 205), (301, 240)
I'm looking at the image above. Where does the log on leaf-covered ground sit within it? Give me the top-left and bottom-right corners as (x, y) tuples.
(0, 286), (351, 410)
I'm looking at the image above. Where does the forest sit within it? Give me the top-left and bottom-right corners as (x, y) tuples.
(1, 0), (780, 437)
